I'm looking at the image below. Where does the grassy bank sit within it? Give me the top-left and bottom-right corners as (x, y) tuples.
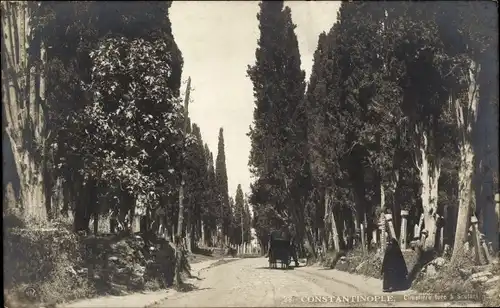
(317, 245), (499, 306)
(3, 214), (184, 307)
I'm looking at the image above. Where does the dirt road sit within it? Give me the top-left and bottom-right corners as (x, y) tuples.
(151, 257), (483, 307)
(61, 257), (483, 307)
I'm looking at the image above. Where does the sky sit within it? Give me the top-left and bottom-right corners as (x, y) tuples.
(170, 1), (341, 199)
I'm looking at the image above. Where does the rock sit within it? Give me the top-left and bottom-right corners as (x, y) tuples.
(108, 256), (118, 261)
(470, 275), (489, 284)
(66, 266), (78, 276)
(472, 265), (492, 273)
(484, 276), (499, 286)
(459, 268), (473, 278)
(109, 283), (128, 296)
(425, 264), (437, 277)
(443, 244), (451, 256)
(485, 288), (497, 297)
(470, 271), (492, 280)
(432, 257), (446, 268)
(132, 264), (145, 277)
(355, 261), (366, 272)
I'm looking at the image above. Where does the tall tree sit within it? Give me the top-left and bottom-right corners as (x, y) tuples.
(215, 127), (230, 244)
(203, 145), (218, 245)
(434, 1), (499, 260)
(243, 198), (252, 243)
(233, 184), (245, 245)
(2, 1), (47, 221)
(306, 25), (347, 253)
(185, 123), (208, 250)
(30, 1), (184, 231)
(247, 1), (309, 246)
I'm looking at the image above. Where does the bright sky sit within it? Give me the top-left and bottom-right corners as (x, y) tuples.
(170, 1), (341, 199)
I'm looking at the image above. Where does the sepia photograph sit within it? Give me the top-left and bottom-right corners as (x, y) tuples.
(2, 1), (499, 307)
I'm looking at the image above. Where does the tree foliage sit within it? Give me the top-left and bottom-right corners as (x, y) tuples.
(248, 0), (310, 245)
(251, 0), (498, 258)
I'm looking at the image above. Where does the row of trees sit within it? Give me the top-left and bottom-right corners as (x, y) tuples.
(248, 0), (498, 261)
(2, 1), (251, 248)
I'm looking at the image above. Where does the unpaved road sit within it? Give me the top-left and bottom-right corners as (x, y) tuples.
(62, 257), (483, 308)
(151, 257), (482, 307)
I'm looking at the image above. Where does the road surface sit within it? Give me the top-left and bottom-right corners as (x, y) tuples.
(151, 257), (482, 307)
(61, 257), (483, 307)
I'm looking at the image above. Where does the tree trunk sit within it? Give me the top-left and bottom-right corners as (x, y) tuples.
(451, 60), (481, 263)
(186, 203), (192, 253)
(415, 129), (441, 252)
(475, 80), (499, 253)
(93, 213), (99, 235)
(305, 226), (316, 258)
(241, 210), (244, 245)
(175, 178), (185, 287)
(326, 190), (340, 251)
(175, 76), (191, 288)
(380, 183), (387, 252)
(201, 220), (206, 246)
(2, 1), (47, 222)
(43, 146), (53, 220)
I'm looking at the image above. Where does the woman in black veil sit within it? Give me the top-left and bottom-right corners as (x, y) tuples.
(381, 238), (408, 292)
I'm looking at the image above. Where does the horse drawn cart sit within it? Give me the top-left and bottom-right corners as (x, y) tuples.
(268, 230), (291, 269)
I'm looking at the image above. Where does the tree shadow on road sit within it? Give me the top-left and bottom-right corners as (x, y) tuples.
(187, 274), (203, 281)
(254, 266), (296, 271)
(175, 282), (212, 293)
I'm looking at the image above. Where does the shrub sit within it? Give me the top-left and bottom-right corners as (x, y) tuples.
(4, 227), (93, 304)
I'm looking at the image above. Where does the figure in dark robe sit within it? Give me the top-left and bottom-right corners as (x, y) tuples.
(381, 238), (408, 292)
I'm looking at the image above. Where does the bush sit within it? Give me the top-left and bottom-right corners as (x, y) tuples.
(412, 247), (479, 296)
(4, 227), (93, 304)
(4, 224), (178, 306)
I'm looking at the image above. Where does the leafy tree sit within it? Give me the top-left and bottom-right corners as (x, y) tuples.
(433, 1), (499, 259)
(386, 2), (462, 251)
(73, 37), (186, 231)
(32, 1), (184, 231)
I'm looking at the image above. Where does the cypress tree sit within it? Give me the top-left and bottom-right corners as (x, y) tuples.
(247, 1), (309, 242)
(215, 128), (231, 242)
